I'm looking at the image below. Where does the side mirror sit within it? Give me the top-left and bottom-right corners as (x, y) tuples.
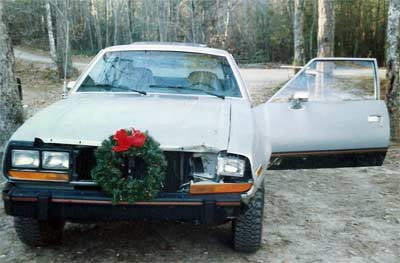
(62, 81), (76, 99)
(67, 81), (76, 91)
(293, 91), (309, 101)
(289, 91), (309, 109)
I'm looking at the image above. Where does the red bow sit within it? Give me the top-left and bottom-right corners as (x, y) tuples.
(112, 128), (147, 152)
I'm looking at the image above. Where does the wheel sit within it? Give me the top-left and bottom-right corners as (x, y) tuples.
(14, 217), (65, 246)
(232, 184), (265, 252)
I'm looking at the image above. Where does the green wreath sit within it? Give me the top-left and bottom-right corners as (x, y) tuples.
(91, 128), (167, 204)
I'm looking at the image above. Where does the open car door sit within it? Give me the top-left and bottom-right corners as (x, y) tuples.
(264, 58), (390, 170)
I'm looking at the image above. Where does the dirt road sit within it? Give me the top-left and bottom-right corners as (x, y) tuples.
(1, 149), (398, 263)
(14, 48), (88, 71)
(0, 52), (398, 263)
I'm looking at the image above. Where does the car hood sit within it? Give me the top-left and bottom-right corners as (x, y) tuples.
(11, 93), (232, 152)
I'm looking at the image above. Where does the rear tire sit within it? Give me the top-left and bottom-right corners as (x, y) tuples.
(14, 217), (65, 246)
(232, 184), (265, 252)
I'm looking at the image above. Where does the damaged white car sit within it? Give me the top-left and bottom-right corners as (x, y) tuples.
(1, 43), (390, 252)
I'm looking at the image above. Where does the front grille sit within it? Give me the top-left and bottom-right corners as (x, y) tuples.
(74, 148), (96, 181)
(121, 157), (147, 181)
(74, 148), (191, 192)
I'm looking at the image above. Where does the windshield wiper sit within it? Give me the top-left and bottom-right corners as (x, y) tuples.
(111, 85), (147, 95)
(81, 84), (147, 95)
(149, 84), (225, 99)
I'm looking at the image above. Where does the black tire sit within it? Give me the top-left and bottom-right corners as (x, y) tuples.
(14, 217), (65, 246)
(232, 184), (265, 252)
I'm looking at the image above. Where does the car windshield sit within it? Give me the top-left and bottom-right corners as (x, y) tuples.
(77, 50), (242, 98)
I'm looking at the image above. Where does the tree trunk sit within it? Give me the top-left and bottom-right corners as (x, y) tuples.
(224, 0), (231, 48)
(293, 0), (305, 66)
(113, 0), (118, 46)
(157, 0), (164, 42)
(83, 0), (94, 52)
(105, 0), (109, 47)
(386, 0), (400, 141)
(0, 1), (24, 146)
(309, 0), (317, 59)
(45, 0), (56, 62)
(317, 0), (334, 57)
(55, 0), (72, 79)
(190, 0), (196, 43)
(91, 0), (103, 49)
(127, 0), (134, 43)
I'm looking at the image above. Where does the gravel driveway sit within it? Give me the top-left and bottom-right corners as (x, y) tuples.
(0, 51), (398, 263)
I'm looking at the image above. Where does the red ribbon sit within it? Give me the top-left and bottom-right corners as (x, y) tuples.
(112, 128), (147, 152)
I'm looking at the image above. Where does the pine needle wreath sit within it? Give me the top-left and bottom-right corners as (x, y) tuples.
(91, 129), (167, 204)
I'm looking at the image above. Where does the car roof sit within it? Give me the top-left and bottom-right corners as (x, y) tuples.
(103, 42), (231, 57)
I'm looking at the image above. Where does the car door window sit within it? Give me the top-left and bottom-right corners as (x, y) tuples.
(270, 60), (377, 102)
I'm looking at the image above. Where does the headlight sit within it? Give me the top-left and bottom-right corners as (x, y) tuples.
(217, 156), (245, 177)
(42, 151), (70, 170)
(11, 150), (40, 168)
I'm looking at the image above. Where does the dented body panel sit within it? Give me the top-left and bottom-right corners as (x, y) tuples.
(5, 43), (271, 204)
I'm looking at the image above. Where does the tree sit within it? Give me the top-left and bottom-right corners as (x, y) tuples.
(317, 0), (334, 57)
(293, 0), (305, 66)
(0, 1), (24, 146)
(45, 0), (56, 63)
(0, 0), (391, 65)
(386, 0), (400, 141)
(91, 0), (103, 49)
(54, 0), (72, 79)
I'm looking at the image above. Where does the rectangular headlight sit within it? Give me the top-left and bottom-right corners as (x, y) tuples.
(11, 150), (40, 168)
(217, 156), (245, 177)
(42, 151), (70, 170)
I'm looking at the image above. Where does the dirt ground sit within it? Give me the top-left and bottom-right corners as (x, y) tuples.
(0, 53), (399, 263)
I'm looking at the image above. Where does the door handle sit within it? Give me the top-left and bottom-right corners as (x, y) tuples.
(368, 115), (381, 123)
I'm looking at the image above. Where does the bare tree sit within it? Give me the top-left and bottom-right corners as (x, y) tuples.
(386, 0), (400, 141)
(190, 0), (196, 43)
(45, 0), (56, 62)
(91, 0), (103, 49)
(83, 0), (95, 51)
(55, 0), (72, 78)
(113, 0), (119, 45)
(309, 0), (317, 58)
(157, 0), (165, 42)
(90, 0), (103, 49)
(105, 0), (109, 47)
(317, 0), (334, 57)
(0, 1), (23, 146)
(224, 0), (231, 47)
(293, 0), (305, 66)
(126, 0), (134, 43)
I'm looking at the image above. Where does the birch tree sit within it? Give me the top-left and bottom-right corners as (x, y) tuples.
(91, 0), (103, 49)
(386, 0), (400, 141)
(83, 0), (94, 52)
(0, 1), (23, 146)
(293, 0), (305, 66)
(45, 0), (56, 62)
(317, 0), (334, 57)
(190, 0), (196, 43)
(55, 0), (72, 78)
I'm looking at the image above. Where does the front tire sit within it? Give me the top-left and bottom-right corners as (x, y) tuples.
(14, 217), (65, 246)
(232, 184), (265, 252)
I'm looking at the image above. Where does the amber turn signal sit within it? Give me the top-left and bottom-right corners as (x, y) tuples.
(9, 170), (69, 182)
(190, 183), (252, 194)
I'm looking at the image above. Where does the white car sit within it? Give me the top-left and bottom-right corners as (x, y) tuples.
(1, 42), (390, 252)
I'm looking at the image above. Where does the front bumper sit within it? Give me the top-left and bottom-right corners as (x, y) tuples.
(2, 184), (243, 224)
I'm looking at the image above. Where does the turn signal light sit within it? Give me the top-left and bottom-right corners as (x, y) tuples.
(190, 183), (252, 194)
(9, 171), (69, 182)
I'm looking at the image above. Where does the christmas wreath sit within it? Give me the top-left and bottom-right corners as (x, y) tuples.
(91, 128), (167, 204)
